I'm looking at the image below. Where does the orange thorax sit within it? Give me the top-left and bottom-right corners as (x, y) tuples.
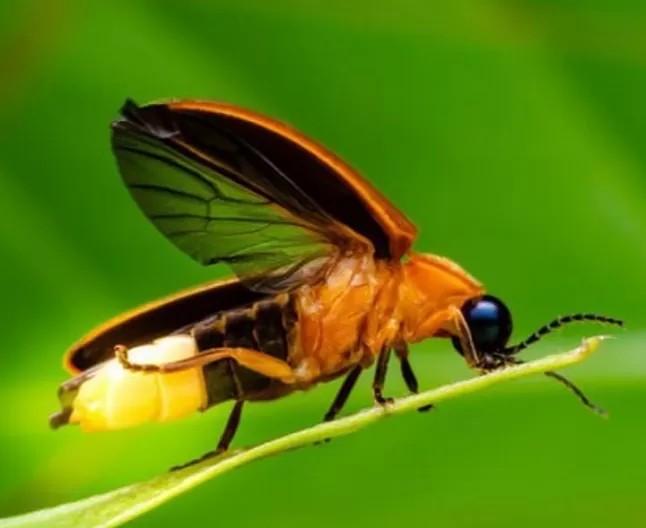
(292, 252), (484, 381)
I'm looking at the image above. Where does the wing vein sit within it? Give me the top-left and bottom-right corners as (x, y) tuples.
(128, 183), (206, 203)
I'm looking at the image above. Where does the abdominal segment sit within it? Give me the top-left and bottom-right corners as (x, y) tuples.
(189, 294), (298, 405)
(66, 335), (208, 431)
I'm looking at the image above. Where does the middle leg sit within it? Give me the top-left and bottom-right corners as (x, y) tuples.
(316, 365), (364, 446)
(372, 347), (393, 405)
(323, 365), (364, 422)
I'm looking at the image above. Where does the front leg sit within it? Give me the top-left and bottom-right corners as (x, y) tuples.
(395, 343), (433, 413)
(404, 306), (480, 368)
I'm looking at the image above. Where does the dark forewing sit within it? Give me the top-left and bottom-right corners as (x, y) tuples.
(110, 99), (417, 293)
(65, 278), (266, 373)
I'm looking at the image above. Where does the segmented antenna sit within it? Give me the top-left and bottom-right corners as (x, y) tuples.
(505, 356), (607, 416)
(544, 370), (607, 416)
(504, 314), (624, 355)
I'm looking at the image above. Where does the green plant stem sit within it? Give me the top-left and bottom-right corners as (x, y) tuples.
(0, 335), (609, 528)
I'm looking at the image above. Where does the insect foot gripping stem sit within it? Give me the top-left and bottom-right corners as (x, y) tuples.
(49, 335), (208, 432)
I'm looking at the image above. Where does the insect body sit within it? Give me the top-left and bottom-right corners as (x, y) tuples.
(50, 99), (623, 466)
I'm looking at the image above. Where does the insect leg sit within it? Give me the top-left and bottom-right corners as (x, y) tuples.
(394, 343), (418, 392)
(215, 400), (245, 452)
(448, 306), (480, 368)
(115, 345), (300, 384)
(171, 400), (245, 472)
(372, 347), (393, 405)
(314, 366), (364, 446)
(323, 365), (363, 422)
(395, 344), (433, 413)
(402, 306), (479, 367)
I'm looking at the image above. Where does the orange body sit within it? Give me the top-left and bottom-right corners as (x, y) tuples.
(288, 252), (483, 392)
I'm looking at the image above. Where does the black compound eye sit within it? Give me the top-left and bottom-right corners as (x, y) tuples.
(451, 295), (513, 355)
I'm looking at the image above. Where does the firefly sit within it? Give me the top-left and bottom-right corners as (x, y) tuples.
(50, 99), (623, 468)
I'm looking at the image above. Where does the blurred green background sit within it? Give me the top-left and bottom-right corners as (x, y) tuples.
(1, 0), (645, 526)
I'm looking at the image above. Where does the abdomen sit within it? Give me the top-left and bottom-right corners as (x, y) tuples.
(51, 292), (301, 432)
(52, 255), (386, 433)
(185, 293), (299, 405)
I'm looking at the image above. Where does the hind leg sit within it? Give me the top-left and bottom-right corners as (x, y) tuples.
(170, 400), (245, 472)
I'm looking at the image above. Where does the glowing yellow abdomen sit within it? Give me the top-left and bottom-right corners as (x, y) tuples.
(69, 335), (207, 431)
